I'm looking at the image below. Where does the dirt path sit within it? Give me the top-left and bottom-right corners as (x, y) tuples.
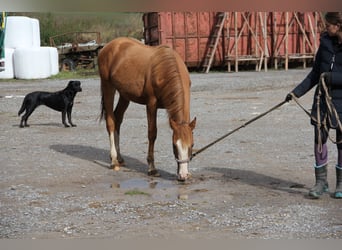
(1, 70), (341, 239)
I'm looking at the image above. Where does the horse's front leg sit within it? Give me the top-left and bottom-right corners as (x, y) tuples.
(146, 104), (160, 177)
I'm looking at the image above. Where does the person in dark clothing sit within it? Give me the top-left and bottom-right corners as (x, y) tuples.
(0, 12), (6, 72)
(286, 12), (342, 199)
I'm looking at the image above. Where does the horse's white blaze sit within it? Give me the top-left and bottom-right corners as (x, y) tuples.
(176, 139), (189, 177)
(109, 132), (117, 163)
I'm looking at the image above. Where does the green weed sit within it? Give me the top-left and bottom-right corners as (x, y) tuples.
(124, 189), (151, 196)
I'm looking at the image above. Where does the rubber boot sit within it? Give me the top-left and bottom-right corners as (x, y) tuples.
(334, 166), (342, 199)
(308, 165), (329, 199)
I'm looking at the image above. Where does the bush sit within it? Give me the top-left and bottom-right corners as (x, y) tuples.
(8, 12), (144, 46)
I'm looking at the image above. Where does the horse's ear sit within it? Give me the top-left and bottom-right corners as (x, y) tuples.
(189, 117), (196, 130)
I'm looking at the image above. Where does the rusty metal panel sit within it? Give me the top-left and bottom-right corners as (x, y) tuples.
(143, 12), (324, 70)
(143, 12), (224, 68)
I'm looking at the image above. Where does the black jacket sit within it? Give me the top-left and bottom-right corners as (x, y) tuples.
(292, 32), (342, 126)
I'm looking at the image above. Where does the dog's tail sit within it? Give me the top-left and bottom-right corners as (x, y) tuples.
(18, 98), (27, 116)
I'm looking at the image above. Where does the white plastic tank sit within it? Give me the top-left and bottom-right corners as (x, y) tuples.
(1, 16), (59, 79)
(4, 16), (40, 49)
(13, 47), (51, 79)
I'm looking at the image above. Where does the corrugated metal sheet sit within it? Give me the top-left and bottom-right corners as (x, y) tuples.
(143, 12), (325, 71)
(143, 12), (223, 68)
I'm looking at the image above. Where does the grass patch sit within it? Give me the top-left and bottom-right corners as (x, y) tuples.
(124, 189), (151, 196)
(49, 69), (100, 80)
(0, 69), (99, 82)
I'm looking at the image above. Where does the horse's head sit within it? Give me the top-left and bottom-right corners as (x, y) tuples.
(170, 117), (196, 181)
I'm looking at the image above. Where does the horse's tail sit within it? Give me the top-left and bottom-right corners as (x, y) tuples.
(98, 49), (109, 123)
(99, 91), (106, 122)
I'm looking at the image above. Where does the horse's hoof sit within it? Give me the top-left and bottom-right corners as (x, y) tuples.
(148, 169), (160, 177)
(109, 163), (121, 171)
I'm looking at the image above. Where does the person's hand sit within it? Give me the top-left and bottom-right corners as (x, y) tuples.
(321, 72), (332, 85)
(285, 93), (293, 102)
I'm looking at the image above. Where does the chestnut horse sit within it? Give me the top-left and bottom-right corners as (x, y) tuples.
(98, 37), (196, 181)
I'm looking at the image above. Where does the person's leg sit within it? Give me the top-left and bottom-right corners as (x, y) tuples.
(314, 142), (328, 167)
(309, 126), (329, 198)
(334, 130), (342, 198)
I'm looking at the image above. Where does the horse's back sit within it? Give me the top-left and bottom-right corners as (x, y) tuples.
(98, 37), (190, 105)
(98, 37), (153, 80)
(98, 37), (150, 66)
(98, 37), (156, 103)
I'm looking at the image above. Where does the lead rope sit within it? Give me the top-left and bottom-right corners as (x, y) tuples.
(320, 74), (342, 143)
(191, 76), (342, 160)
(291, 74), (342, 153)
(191, 99), (287, 159)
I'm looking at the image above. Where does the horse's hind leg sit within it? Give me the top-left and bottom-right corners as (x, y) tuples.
(113, 96), (130, 165)
(102, 87), (121, 170)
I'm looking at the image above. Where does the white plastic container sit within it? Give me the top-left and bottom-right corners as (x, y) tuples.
(4, 16), (37, 49)
(13, 47), (51, 79)
(31, 18), (41, 47)
(3, 16), (58, 79)
(47, 47), (59, 76)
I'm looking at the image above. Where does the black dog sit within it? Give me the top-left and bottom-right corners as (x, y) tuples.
(18, 80), (82, 128)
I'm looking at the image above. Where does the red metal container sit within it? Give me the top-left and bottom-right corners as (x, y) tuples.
(143, 12), (226, 68)
(143, 12), (325, 71)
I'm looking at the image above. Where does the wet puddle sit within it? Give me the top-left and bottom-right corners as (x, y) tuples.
(118, 178), (174, 190)
(106, 173), (212, 201)
(112, 178), (197, 200)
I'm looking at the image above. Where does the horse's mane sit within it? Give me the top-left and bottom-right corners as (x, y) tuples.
(150, 46), (185, 122)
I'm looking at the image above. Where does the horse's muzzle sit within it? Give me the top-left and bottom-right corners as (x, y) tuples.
(177, 172), (191, 182)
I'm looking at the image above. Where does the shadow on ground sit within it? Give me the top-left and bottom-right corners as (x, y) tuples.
(209, 167), (307, 195)
(50, 144), (177, 180)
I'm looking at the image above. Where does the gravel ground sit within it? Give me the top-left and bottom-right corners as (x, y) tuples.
(1, 69), (342, 239)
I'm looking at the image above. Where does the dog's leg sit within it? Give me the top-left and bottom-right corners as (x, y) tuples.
(61, 111), (70, 127)
(20, 107), (36, 128)
(19, 117), (25, 128)
(67, 108), (76, 127)
(19, 110), (26, 127)
(19, 117), (29, 128)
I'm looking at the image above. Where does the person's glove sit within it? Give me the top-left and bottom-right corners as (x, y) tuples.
(321, 72), (332, 86)
(285, 93), (293, 102)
